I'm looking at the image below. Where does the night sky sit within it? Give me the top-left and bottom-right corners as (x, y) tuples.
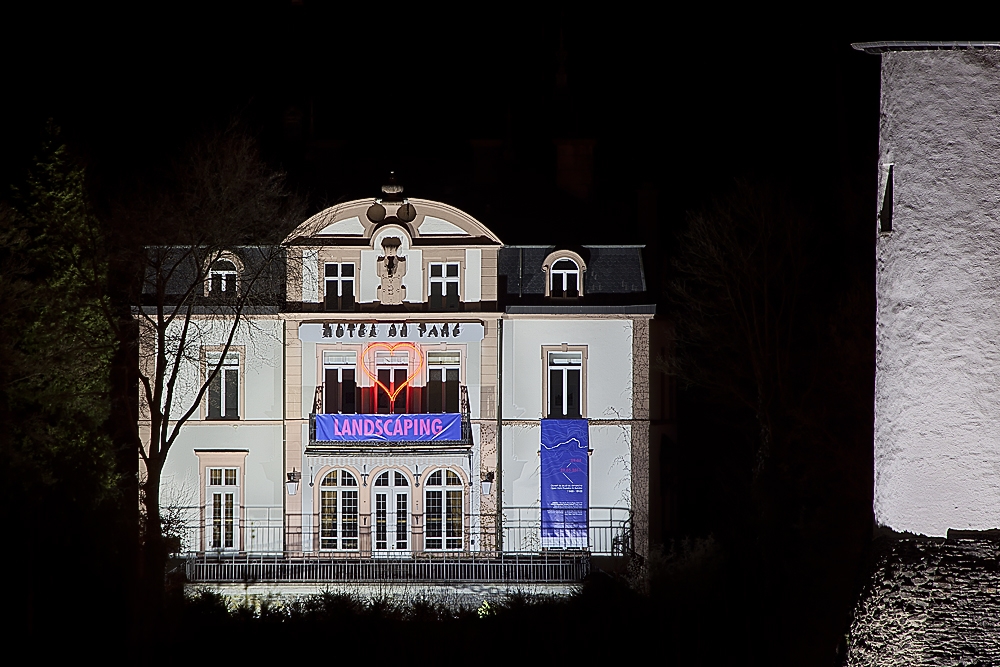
(2, 8), (882, 250)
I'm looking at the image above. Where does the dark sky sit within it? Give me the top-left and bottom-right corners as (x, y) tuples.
(3, 6), (882, 251)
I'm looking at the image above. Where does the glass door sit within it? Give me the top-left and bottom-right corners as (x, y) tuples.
(372, 470), (410, 556)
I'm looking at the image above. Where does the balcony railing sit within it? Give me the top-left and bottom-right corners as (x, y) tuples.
(168, 506), (631, 558)
(309, 384), (473, 448)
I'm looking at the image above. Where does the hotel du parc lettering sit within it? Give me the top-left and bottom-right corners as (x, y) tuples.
(146, 179), (667, 588)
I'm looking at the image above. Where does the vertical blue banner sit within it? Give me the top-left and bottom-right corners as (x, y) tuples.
(540, 419), (589, 549)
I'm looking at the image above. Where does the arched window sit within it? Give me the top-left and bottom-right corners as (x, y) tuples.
(543, 250), (586, 297)
(372, 470), (410, 553)
(320, 470), (359, 550)
(424, 469), (464, 550)
(209, 259), (238, 295)
(550, 259), (580, 297)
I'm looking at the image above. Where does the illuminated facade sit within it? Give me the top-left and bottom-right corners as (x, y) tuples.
(154, 181), (664, 582)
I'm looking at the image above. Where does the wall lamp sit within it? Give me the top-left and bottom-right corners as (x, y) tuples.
(481, 470), (495, 496)
(285, 469), (301, 496)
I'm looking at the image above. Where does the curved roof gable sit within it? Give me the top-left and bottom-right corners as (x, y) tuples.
(285, 198), (502, 245)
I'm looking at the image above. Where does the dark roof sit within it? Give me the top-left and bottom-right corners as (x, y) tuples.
(141, 245), (286, 305)
(498, 245), (646, 295)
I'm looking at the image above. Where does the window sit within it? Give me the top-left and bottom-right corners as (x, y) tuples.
(425, 469), (463, 550)
(543, 251), (586, 297)
(324, 263), (355, 311)
(547, 351), (583, 419)
(208, 260), (238, 296)
(550, 259), (580, 297)
(320, 470), (359, 550)
(373, 470), (410, 553)
(879, 164), (893, 234)
(206, 467), (239, 551)
(322, 351), (357, 414)
(375, 349), (410, 414)
(207, 352), (240, 419)
(429, 262), (460, 311)
(426, 351), (460, 413)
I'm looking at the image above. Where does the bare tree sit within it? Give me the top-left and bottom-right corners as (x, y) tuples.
(668, 180), (807, 477)
(107, 124), (306, 631)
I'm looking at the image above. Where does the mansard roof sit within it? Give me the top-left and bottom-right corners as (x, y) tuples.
(284, 198), (503, 246)
(498, 245), (646, 295)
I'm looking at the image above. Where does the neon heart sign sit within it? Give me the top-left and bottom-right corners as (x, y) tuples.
(360, 342), (424, 403)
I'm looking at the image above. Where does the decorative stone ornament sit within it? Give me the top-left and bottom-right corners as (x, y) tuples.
(376, 236), (407, 304)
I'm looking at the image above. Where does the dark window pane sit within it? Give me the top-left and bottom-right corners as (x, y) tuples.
(225, 369), (239, 418)
(324, 368), (339, 414)
(342, 264), (354, 277)
(430, 281), (443, 310)
(324, 280), (337, 311)
(325, 263), (338, 277)
(377, 370), (391, 414)
(552, 259), (576, 270)
(341, 281), (354, 310)
(393, 368), (407, 414)
(428, 368), (443, 413)
(446, 263), (459, 277)
(211, 275), (222, 293)
(446, 281), (459, 310)
(566, 273), (579, 297)
(566, 369), (581, 418)
(342, 369), (356, 414)
(445, 368), (459, 413)
(208, 372), (222, 419)
(549, 369), (563, 418)
(431, 264), (443, 277)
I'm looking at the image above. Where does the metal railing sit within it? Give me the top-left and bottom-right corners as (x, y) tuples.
(170, 506), (631, 558)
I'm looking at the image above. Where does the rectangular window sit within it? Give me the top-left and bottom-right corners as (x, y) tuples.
(429, 262), (460, 311)
(207, 352), (240, 420)
(325, 263), (356, 311)
(323, 351), (358, 414)
(376, 350), (409, 414)
(547, 351), (583, 419)
(426, 351), (460, 413)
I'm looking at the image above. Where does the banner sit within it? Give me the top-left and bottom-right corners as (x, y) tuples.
(540, 419), (589, 549)
(315, 413), (462, 442)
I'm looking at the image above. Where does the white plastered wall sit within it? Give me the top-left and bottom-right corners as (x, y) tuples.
(876, 50), (1000, 536)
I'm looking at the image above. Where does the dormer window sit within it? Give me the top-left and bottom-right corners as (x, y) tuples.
(550, 259), (580, 297)
(543, 250), (586, 298)
(325, 263), (355, 311)
(209, 260), (238, 295)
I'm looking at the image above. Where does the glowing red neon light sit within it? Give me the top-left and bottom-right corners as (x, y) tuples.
(360, 341), (424, 403)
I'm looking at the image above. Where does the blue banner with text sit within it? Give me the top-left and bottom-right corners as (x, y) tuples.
(315, 413), (462, 442)
(540, 419), (589, 549)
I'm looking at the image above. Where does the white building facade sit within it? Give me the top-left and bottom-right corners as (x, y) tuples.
(151, 182), (659, 584)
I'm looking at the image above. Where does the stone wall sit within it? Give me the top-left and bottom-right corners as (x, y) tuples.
(847, 535), (1000, 666)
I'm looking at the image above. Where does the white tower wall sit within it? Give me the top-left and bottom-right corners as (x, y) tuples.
(876, 50), (1000, 535)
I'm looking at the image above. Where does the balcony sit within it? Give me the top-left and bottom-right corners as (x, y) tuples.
(308, 385), (473, 452)
(172, 506), (632, 584)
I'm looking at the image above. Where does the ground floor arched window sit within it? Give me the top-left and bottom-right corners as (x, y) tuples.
(320, 469), (359, 550)
(425, 469), (464, 550)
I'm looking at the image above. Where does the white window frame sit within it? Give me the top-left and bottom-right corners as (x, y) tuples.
(428, 262), (461, 308)
(206, 350), (241, 420)
(206, 466), (240, 551)
(372, 470), (411, 555)
(542, 345), (588, 419)
(324, 262), (355, 309)
(424, 469), (465, 551)
(319, 469), (360, 551)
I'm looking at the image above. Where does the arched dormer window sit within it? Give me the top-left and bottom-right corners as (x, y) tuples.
(542, 250), (587, 298)
(204, 252), (243, 297)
